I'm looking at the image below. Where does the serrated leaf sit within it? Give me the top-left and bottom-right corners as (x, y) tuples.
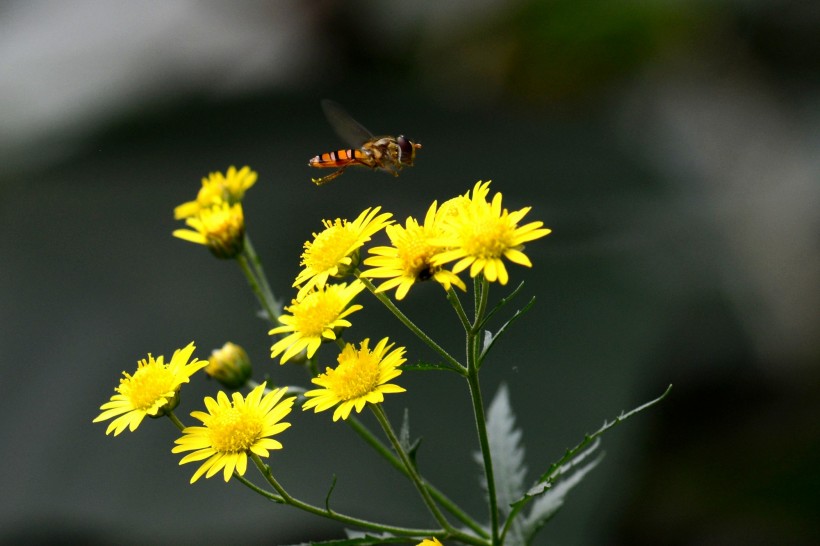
(475, 384), (528, 544)
(507, 384), (672, 522)
(522, 451), (603, 540)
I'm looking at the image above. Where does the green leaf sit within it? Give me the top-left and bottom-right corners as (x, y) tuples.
(476, 384), (528, 545)
(478, 281), (526, 330)
(522, 447), (604, 540)
(478, 297), (536, 366)
(508, 385), (672, 516)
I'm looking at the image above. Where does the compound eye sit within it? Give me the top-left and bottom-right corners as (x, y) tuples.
(397, 136), (414, 163)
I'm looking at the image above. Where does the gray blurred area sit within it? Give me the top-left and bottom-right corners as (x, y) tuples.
(1, 1), (818, 545)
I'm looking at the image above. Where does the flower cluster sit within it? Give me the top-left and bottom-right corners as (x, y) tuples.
(94, 164), (564, 544)
(172, 166), (257, 259)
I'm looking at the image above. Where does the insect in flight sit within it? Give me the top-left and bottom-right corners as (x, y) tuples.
(308, 100), (422, 186)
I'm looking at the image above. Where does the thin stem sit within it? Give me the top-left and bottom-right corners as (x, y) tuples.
(466, 365), (499, 544)
(345, 416), (488, 538)
(472, 276), (490, 330)
(369, 405), (453, 531)
(447, 287), (472, 331)
(237, 251), (279, 325)
(466, 276), (499, 544)
(165, 410), (186, 432)
(243, 234), (281, 322)
(357, 274), (465, 373)
(249, 453), (480, 542)
(234, 473), (285, 503)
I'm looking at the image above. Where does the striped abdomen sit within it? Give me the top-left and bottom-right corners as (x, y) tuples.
(309, 148), (370, 168)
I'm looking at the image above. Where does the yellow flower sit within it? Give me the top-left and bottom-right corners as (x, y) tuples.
(293, 207), (393, 299)
(173, 200), (245, 259)
(302, 338), (406, 421)
(93, 342), (207, 436)
(205, 342), (252, 389)
(172, 382), (294, 483)
(417, 539), (443, 546)
(361, 202), (466, 300)
(174, 166), (258, 220)
(431, 181), (551, 285)
(270, 280), (366, 364)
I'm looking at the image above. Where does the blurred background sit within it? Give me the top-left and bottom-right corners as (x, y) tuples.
(1, 1), (818, 544)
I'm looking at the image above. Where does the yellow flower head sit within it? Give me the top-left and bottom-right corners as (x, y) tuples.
(93, 342), (207, 436)
(293, 207), (393, 299)
(417, 539), (443, 546)
(302, 338), (406, 422)
(172, 382), (294, 484)
(269, 280), (366, 364)
(173, 200), (245, 259)
(431, 181), (551, 285)
(205, 342), (252, 389)
(174, 166), (258, 220)
(361, 202), (466, 300)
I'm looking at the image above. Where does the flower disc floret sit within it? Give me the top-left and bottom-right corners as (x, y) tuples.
(294, 207), (393, 299)
(270, 280), (366, 364)
(174, 166), (258, 220)
(93, 342), (207, 435)
(431, 181), (551, 285)
(302, 338), (406, 421)
(172, 382), (294, 483)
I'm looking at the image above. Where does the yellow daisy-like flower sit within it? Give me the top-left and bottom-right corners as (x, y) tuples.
(431, 181), (551, 285)
(173, 200), (245, 259)
(293, 207), (393, 299)
(270, 280), (366, 364)
(302, 337), (406, 422)
(361, 202), (466, 300)
(417, 539), (443, 546)
(174, 165), (258, 220)
(172, 382), (294, 484)
(93, 342), (207, 436)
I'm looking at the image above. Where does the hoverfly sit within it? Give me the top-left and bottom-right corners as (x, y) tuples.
(308, 100), (422, 186)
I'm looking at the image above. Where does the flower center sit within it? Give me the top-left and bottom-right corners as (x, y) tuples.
(291, 291), (344, 336)
(326, 347), (380, 400)
(120, 363), (174, 410)
(208, 406), (264, 453)
(461, 217), (513, 258)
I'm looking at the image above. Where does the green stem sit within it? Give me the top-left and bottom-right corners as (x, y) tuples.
(243, 234), (281, 322)
(357, 274), (465, 373)
(465, 276), (499, 544)
(237, 251), (279, 325)
(473, 276), (490, 330)
(234, 473), (285, 504)
(466, 364), (499, 544)
(447, 287), (472, 331)
(370, 405), (450, 529)
(249, 453), (480, 542)
(346, 416), (489, 538)
(165, 410), (186, 432)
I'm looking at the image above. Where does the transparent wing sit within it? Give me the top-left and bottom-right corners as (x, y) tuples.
(321, 99), (373, 147)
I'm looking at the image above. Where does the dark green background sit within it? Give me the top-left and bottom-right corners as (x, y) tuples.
(2, 1), (818, 545)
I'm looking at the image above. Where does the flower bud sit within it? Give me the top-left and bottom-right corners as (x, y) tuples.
(205, 342), (252, 389)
